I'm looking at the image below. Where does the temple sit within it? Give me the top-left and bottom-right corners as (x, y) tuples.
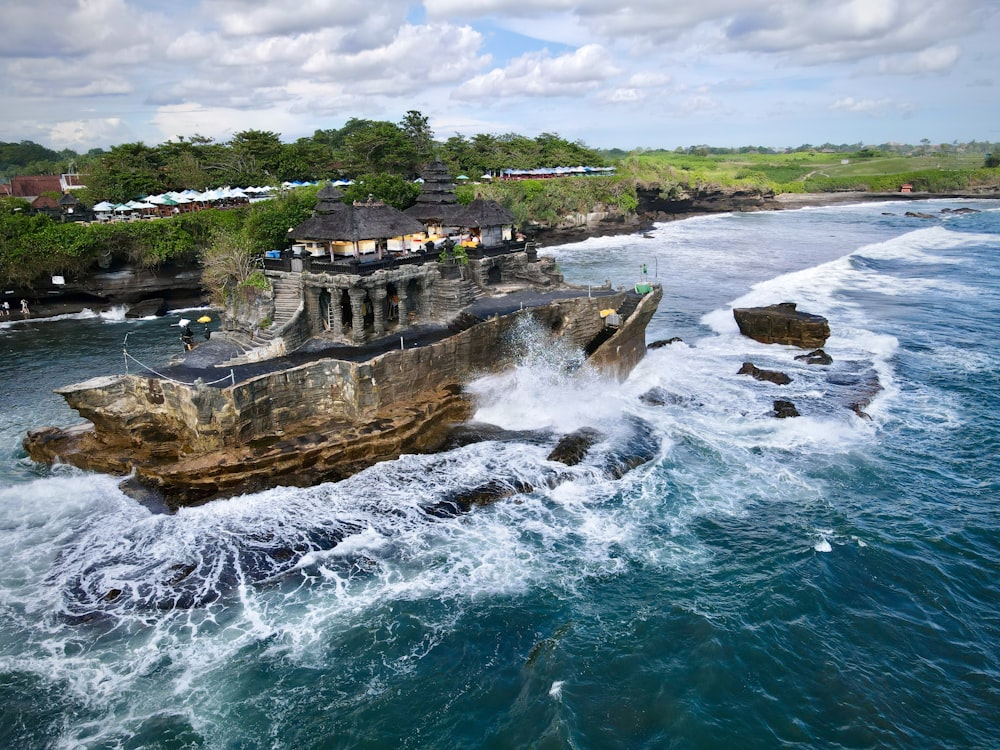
(226, 163), (552, 362)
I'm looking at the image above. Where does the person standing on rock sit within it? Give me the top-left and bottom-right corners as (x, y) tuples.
(1, 300), (8, 316)
(20, 299), (29, 316)
(178, 319), (195, 351)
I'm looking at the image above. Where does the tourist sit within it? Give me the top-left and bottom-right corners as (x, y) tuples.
(178, 319), (195, 351)
(1, 300), (8, 316)
(20, 299), (29, 316)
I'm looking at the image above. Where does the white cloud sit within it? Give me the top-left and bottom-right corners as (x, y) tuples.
(46, 117), (130, 151)
(456, 44), (618, 99)
(0, 0), (996, 151)
(830, 97), (914, 117)
(876, 45), (962, 75)
(208, 0), (402, 37)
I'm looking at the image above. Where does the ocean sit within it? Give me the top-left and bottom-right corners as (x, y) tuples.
(1, 199), (998, 749)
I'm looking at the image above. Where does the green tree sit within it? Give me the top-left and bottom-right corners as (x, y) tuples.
(339, 121), (419, 176)
(343, 173), (419, 210)
(83, 142), (164, 203)
(400, 110), (435, 165)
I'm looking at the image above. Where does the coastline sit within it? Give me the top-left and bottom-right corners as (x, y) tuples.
(530, 188), (1000, 246)
(7, 190), (998, 323)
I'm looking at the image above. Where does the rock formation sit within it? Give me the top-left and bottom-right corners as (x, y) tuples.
(733, 302), (830, 349)
(737, 362), (792, 385)
(773, 400), (800, 418)
(794, 349), (833, 365)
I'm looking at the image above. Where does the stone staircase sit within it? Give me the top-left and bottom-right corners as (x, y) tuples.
(584, 290), (643, 356)
(218, 276), (306, 366)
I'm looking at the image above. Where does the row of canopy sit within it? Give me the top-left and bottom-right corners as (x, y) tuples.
(92, 186), (274, 213)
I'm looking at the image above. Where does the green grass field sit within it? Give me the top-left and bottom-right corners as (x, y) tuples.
(615, 150), (998, 193)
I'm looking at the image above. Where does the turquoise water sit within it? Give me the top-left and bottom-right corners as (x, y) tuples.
(1, 200), (998, 748)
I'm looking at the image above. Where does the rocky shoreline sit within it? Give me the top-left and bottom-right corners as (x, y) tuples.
(529, 186), (999, 245)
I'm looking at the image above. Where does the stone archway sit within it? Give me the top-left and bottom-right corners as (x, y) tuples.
(318, 288), (331, 331)
(339, 289), (352, 332)
(405, 278), (421, 322)
(386, 282), (399, 323)
(487, 264), (502, 285)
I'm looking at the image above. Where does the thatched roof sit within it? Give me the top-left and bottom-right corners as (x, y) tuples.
(452, 197), (514, 228)
(314, 183), (346, 213)
(404, 160), (461, 223)
(289, 195), (425, 242)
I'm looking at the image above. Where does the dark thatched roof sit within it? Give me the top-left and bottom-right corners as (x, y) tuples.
(404, 160), (461, 224)
(314, 184), (346, 213)
(289, 195), (425, 242)
(452, 197), (514, 228)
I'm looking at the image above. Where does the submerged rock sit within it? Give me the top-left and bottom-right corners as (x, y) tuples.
(738, 362), (792, 385)
(773, 400), (800, 418)
(547, 427), (603, 466)
(648, 337), (684, 349)
(794, 348), (833, 365)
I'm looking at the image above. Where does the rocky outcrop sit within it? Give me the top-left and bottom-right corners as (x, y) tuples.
(737, 362), (792, 385)
(794, 349), (833, 365)
(773, 400), (800, 418)
(526, 185), (779, 243)
(12, 260), (206, 318)
(547, 427), (603, 466)
(637, 184), (779, 223)
(24, 287), (662, 508)
(648, 337), (683, 349)
(733, 302), (830, 349)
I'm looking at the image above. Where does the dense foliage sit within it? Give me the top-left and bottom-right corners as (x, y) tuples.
(0, 188), (317, 287)
(4, 116), (1000, 290)
(458, 176), (638, 227)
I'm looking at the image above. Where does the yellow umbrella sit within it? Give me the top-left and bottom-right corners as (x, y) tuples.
(197, 315), (212, 323)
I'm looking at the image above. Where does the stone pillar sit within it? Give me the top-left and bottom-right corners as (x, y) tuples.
(371, 284), (387, 337)
(348, 287), (367, 342)
(418, 279), (432, 321)
(328, 286), (342, 334)
(396, 284), (410, 325)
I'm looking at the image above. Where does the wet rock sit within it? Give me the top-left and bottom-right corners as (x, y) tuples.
(442, 422), (553, 450)
(599, 416), (660, 478)
(794, 348), (833, 366)
(648, 337), (684, 349)
(905, 211), (936, 219)
(639, 387), (701, 408)
(547, 427), (604, 466)
(441, 479), (535, 507)
(125, 297), (166, 318)
(738, 362), (792, 385)
(773, 400), (800, 418)
(940, 207), (979, 214)
(733, 302), (830, 349)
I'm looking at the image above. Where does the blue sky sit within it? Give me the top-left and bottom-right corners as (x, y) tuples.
(1, 0), (998, 152)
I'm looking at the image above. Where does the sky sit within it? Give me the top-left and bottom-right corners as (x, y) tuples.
(2, 0), (999, 153)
